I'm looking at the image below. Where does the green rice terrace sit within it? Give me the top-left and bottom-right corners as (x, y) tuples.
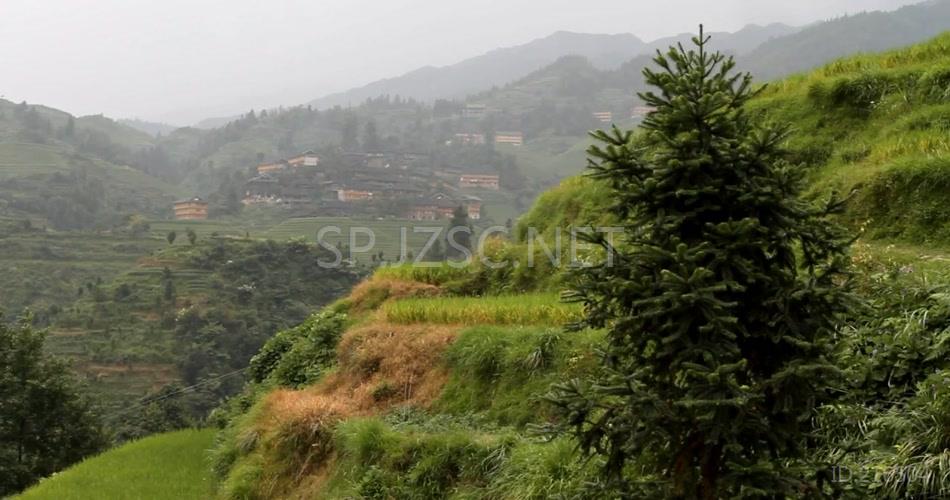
(18, 429), (216, 500)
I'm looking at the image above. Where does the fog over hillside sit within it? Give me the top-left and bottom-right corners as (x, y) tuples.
(0, 0), (921, 125)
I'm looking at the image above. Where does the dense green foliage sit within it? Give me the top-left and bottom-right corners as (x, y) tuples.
(803, 267), (950, 497)
(547, 32), (854, 497)
(0, 319), (106, 496)
(247, 310), (348, 388)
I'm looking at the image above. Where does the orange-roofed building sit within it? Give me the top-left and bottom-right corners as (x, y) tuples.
(459, 173), (500, 190)
(173, 197), (209, 220)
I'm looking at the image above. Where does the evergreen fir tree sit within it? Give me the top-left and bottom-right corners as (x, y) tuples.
(445, 206), (473, 259)
(363, 119), (381, 153)
(546, 28), (854, 498)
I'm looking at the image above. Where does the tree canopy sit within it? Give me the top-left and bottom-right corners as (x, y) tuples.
(548, 28), (854, 498)
(0, 316), (106, 495)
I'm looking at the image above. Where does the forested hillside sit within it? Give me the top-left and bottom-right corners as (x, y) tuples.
(46, 237), (362, 439)
(0, 99), (183, 229)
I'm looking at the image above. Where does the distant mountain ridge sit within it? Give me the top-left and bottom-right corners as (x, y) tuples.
(119, 118), (179, 137)
(305, 23), (798, 111)
(742, 0), (950, 79)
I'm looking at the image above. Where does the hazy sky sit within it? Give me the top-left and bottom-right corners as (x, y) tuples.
(0, 0), (921, 124)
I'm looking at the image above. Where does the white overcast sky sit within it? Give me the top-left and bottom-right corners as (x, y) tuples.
(0, 0), (921, 124)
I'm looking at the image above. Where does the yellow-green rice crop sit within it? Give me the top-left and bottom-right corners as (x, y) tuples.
(383, 293), (582, 326)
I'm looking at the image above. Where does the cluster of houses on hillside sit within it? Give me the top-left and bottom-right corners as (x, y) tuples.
(256, 151), (321, 174)
(171, 150), (502, 221)
(448, 103), (656, 149)
(451, 131), (524, 147)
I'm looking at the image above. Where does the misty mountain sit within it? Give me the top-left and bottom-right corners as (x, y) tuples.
(306, 23), (797, 110)
(193, 115), (240, 130)
(646, 22), (798, 56)
(472, 0), (950, 118)
(119, 118), (180, 137)
(742, 0), (950, 80)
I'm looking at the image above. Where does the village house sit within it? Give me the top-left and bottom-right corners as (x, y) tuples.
(173, 197), (209, 220)
(243, 173), (280, 205)
(459, 173), (500, 190)
(593, 111), (613, 123)
(257, 160), (288, 175)
(462, 195), (482, 220)
(336, 187), (375, 202)
(407, 193), (482, 221)
(288, 150), (320, 167)
(245, 173), (278, 195)
(453, 132), (486, 145)
(494, 131), (523, 146)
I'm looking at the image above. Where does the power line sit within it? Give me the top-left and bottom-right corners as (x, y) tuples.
(109, 367), (248, 418)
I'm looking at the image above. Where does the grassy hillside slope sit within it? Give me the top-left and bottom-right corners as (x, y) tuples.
(0, 99), (190, 227)
(516, 31), (950, 247)
(18, 429), (215, 500)
(209, 264), (602, 499)
(750, 31), (950, 243)
(0, 141), (183, 228)
(742, 0), (950, 80)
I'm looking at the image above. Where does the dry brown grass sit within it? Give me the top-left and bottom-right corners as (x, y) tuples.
(345, 277), (441, 313)
(258, 321), (458, 422)
(323, 322), (458, 410)
(245, 320), (460, 496)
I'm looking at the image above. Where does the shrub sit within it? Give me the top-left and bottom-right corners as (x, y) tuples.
(248, 311), (347, 387)
(373, 263), (471, 286)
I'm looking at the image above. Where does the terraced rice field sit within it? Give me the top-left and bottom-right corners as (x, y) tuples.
(266, 217), (448, 262)
(383, 293), (583, 326)
(0, 143), (70, 178)
(148, 220), (262, 242)
(18, 429), (215, 500)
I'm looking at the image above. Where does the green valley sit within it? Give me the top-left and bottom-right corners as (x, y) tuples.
(4, 4), (950, 499)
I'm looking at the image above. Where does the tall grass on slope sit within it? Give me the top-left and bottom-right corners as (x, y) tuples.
(373, 262), (471, 286)
(383, 293), (583, 326)
(18, 429), (215, 500)
(437, 326), (604, 426)
(315, 417), (595, 499)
